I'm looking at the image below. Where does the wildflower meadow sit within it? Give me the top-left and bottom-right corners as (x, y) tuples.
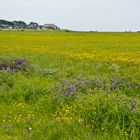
(0, 31), (140, 140)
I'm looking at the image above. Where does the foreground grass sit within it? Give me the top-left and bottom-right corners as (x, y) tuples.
(0, 31), (140, 140)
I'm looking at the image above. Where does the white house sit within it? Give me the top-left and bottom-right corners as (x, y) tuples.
(42, 24), (59, 30)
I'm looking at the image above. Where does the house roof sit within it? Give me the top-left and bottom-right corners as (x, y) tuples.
(43, 24), (57, 27)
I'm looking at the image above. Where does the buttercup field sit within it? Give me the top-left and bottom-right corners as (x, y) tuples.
(0, 31), (140, 139)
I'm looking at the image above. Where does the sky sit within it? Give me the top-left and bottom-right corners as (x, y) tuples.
(0, 0), (140, 31)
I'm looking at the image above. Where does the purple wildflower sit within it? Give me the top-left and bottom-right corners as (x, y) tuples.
(110, 78), (120, 90)
(80, 79), (87, 88)
(2, 63), (8, 70)
(8, 67), (15, 73)
(0, 58), (27, 73)
(65, 84), (75, 96)
(15, 59), (25, 65)
(0, 67), (2, 73)
(103, 80), (107, 93)
(130, 99), (136, 110)
(65, 90), (69, 96)
(4, 125), (11, 129)
(69, 84), (75, 95)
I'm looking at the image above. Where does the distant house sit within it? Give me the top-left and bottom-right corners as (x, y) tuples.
(0, 19), (14, 29)
(39, 25), (43, 29)
(42, 24), (59, 30)
(13, 21), (26, 29)
(0, 19), (60, 30)
(0, 24), (13, 29)
(27, 22), (39, 29)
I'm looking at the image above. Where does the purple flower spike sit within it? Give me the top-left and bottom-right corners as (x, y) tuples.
(8, 67), (14, 73)
(69, 84), (75, 95)
(15, 59), (25, 65)
(130, 99), (136, 110)
(65, 90), (69, 96)
(3, 63), (8, 70)
(0, 58), (27, 73)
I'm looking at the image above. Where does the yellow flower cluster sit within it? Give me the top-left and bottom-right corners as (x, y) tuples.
(67, 51), (140, 63)
(0, 46), (51, 54)
(54, 104), (84, 125)
(12, 102), (28, 110)
(54, 105), (73, 124)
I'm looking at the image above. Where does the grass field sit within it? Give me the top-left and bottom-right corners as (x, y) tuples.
(0, 31), (140, 140)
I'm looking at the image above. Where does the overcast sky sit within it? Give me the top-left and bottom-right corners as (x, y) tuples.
(0, 0), (140, 31)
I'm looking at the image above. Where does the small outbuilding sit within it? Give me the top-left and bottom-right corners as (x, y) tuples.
(42, 24), (59, 30)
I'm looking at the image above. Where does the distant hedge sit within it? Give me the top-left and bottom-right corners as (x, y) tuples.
(0, 20), (15, 26)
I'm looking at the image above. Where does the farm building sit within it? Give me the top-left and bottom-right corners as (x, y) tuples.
(42, 24), (60, 30)
(27, 22), (39, 29)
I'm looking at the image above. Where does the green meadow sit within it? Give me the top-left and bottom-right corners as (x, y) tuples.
(0, 31), (140, 140)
